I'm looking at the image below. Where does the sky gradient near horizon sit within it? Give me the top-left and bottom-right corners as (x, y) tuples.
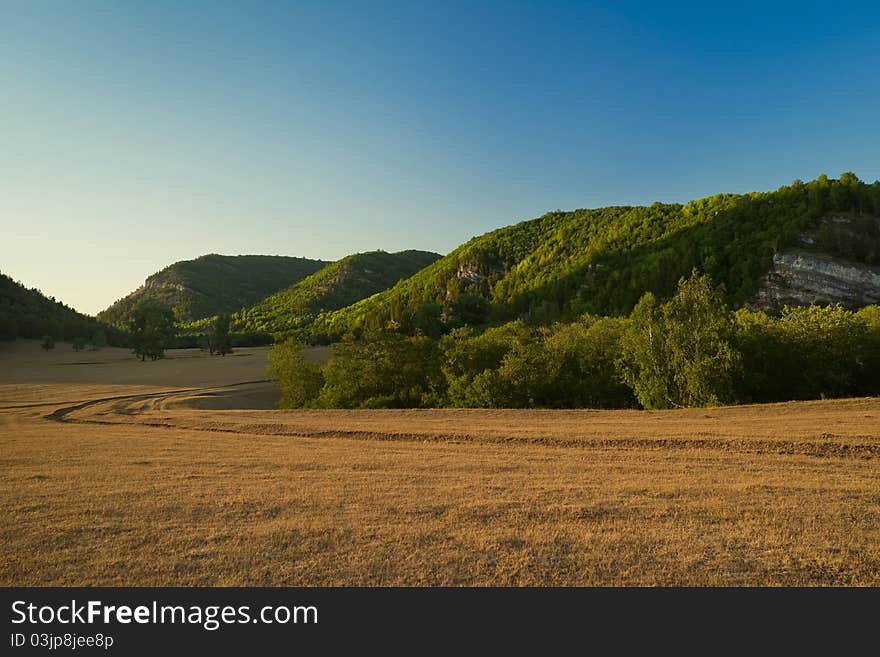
(1, 1), (879, 315)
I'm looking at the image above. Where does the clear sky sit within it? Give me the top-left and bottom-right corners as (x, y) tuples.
(1, 1), (878, 315)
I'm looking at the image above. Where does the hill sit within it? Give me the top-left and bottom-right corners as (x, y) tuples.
(199, 250), (442, 337)
(98, 254), (329, 326)
(310, 174), (880, 339)
(0, 272), (123, 344)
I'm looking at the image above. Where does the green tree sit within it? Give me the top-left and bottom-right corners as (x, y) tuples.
(458, 339), (550, 408)
(542, 316), (634, 408)
(732, 308), (787, 402)
(413, 301), (444, 338)
(441, 322), (531, 406)
(443, 292), (490, 327)
(317, 331), (444, 408)
(128, 301), (177, 361)
(41, 334), (55, 351)
(72, 336), (87, 351)
(267, 340), (324, 408)
(618, 272), (741, 409)
(775, 305), (868, 399)
(735, 304), (876, 402)
(436, 316), (634, 409)
(211, 313), (233, 356)
(90, 330), (107, 350)
(855, 305), (880, 394)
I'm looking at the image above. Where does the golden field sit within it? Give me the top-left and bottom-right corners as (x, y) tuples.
(1, 340), (878, 586)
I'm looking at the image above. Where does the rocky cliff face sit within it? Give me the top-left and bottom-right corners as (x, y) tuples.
(748, 250), (880, 310)
(448, 260), (505, 298)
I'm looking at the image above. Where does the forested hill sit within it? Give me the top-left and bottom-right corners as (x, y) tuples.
(202, 250), (442, 336)
(309, 174), (880, 340)
(98, 254), (329, 326)
(0, 273), (123, 343)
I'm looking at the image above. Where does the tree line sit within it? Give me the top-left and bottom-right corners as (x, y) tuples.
(125, 301), (236, 361)
(269, 272), (880, 410)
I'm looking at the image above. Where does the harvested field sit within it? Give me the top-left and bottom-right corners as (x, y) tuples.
(1, 340), (878, 585)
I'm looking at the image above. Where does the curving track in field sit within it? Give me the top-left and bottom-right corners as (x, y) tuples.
(44, 380), (270, 422)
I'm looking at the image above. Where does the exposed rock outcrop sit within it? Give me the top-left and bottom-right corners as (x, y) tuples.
(448, 259), (505, 298)
(456, 262), (487, 286)
(748, 250), (880, 310)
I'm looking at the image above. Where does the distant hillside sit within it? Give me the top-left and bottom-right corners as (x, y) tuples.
(98, 254), (329, 326)
(309, 174), (880, 339)
(200, 250), (441, 337)
(0, 272), (123, 343)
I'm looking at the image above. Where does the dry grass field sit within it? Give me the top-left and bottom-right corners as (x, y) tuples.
(1, 339), (878, 586)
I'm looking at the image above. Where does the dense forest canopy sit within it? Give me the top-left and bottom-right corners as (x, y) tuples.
(308, 174), (880, 341)
(189, 250), (442, 339)
(0, 272), (124, 344)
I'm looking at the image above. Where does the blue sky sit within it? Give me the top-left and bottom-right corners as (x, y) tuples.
(1, 1), (878, 314)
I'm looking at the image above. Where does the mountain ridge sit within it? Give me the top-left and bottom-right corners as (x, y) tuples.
(0, 272), (123, 343)
(227, 249), (442, 337)
(305, 174), (880, 340)
(9, 173), (880, 345)
(98, 253), (329, 326)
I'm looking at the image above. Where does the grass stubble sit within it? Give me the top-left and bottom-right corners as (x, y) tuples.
(1, 340), (878, 586)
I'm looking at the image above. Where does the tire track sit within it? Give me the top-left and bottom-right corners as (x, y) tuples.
(40, 382), (880, 459)
(44, 380), (271, 422)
